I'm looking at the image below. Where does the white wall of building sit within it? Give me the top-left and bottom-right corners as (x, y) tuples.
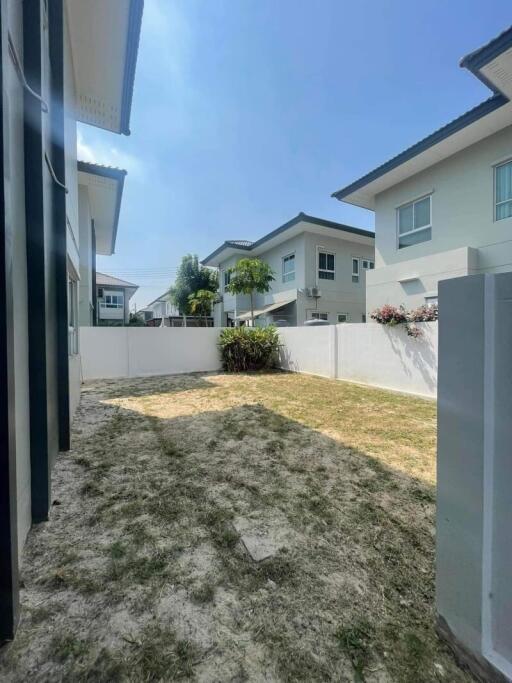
(370, 125), (512, 311)
(7, 0), (32, 555)
(78, 186), (93, 325)
(302, 232), (373, 323)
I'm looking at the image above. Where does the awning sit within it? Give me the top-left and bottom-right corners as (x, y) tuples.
(236, 297), (296, 321)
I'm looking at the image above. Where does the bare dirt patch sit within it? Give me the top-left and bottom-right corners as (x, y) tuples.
(0, 372), (474, 682)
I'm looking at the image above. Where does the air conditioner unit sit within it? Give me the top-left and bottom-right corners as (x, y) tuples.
(307, 287), (321, 298)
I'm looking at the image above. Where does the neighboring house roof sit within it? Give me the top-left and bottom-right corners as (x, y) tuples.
(142, 292), (171, 309)
(66, 0), (144, 135)
(236, 296), (297, 321)
(96, 272), (138, 290)
(460, 25), (512, 93)
(202, 212), (374, 267)
(78, 162), (127, 256)
(332, 27), (512, 210)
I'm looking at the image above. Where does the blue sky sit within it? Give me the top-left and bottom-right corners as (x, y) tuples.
(81, 0), (512, 309)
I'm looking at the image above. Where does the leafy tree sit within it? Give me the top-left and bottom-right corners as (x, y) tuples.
(188, 289), (216, 326)
(167, 254), (217, 324)
(226, 258), (275, 325)
(128, 312), (146, 326)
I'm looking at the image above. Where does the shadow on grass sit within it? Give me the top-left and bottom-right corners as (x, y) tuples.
(0, 376), (461, 683)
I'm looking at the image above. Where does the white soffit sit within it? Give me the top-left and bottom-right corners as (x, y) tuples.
(481, 48), (512, 100)
(66, 0), (131, 133)
(78, 170), (119, 256)
(343, 101), (512, 210)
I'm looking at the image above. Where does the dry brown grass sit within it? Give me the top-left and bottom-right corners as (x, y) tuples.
(0, 372), (474, 682)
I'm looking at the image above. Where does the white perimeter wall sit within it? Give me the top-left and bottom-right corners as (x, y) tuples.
(80, 324), (437, 398)
(80, 327), (223, 380)
(279, 322), (437, 398)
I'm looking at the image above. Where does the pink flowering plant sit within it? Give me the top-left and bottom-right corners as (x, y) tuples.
(371, 302), (438, 338)
(370, 304), (408, 326)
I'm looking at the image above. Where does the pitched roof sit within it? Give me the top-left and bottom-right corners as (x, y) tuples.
(77, 161), (127, 256)
(96, 272), (138, 289)
(332, 26), (512, 208)
(331, 94), (507, 203)
(201, 212), (374, 266)
(460, 25), (512, 73)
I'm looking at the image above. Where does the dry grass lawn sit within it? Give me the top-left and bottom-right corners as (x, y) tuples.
(0, 372), (474, 682)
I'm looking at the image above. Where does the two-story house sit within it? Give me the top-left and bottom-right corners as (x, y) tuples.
(202, 213), (375, 326)
(140, 292), (180, 323)
(96, 273), (138, 326)
(77, 161), (128, 327)
(0, 0), (143, 640)
(332, 27), (512, 315)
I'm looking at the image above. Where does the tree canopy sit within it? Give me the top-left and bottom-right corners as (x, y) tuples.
(188, 289), (217, 325)
(167, 254), (218, 316)
(226, 258), (275, 324)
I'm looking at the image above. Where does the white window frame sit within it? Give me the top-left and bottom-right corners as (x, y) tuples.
(362, 259), (374, 270)
(223, 269), (231, 290)
(397, 194), (432, 249)
(282, 253), (295, 283)
(318, 250), (335, 281)
(352, 257), (360, 283)
(337, 313), (349, 323)
(494, 159), (512, 222)
(102, 291), (124, 309)
(311, 311), (328, 321)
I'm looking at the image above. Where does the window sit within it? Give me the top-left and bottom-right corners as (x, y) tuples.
(425, 295), (438, 307)
(495, 160), (512, 221)
(311, 312), (328, 320)
(337, 313), (349, 323)
(103, 293), (124, 309)
(352, 258), (360, 283)
(397, 195), (432, 248)
(68, 277), (78, 355)
(282, 253), (295, 283)
(318, 251), (335, 280)
(362, 259), (374, 270)
(223, 270), (231, 289)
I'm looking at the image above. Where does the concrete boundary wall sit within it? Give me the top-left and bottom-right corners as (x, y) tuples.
(79, 327), (222, 380)
(279, 322), (438, 398)
(80, 323), (437, 398)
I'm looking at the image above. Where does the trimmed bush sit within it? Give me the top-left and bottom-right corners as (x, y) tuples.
(218, 326), (280, 372)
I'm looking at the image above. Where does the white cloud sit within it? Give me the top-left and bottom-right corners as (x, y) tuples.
(77, 129), (146, 181)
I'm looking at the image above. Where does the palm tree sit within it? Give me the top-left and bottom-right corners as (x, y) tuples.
(188, 289), (217, 326)
(226, 258), (275, 326)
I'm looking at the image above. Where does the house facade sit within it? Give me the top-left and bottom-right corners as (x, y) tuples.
(202, 213), (374, 326)
(77, 162), (127, 327)
(333, 27), (512, 315)
(96, 273), (138, 326)
(140, 293), (179, 322)
(0, 0), (143, 641)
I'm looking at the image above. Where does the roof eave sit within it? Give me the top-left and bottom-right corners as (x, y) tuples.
(120, 0), (144, 135)
(460, 26), (512, 72)
(78, 162), (127, 256)
(332, 94), (509, 207)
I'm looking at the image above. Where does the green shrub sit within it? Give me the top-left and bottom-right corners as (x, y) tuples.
(218, 326), (280, 372)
